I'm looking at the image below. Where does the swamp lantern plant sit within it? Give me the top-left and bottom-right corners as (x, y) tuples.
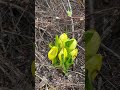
(48, 33), (78, 75)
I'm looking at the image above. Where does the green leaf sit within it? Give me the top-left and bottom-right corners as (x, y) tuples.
(85, 30), (101, 60)
(84, 31), (94, 45)
(64, 55), (73, 69)
(60, 54), (64, 66)
(85, 70), (93, 90)
(49, 42), (53, 48)
(52, 57), (59, 66)
(86, 54), (102, 81)
(60, 54), (68, 75)
(65, 39), (74, 48)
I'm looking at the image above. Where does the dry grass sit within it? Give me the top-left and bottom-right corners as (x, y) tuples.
(35, 0), (85, 90)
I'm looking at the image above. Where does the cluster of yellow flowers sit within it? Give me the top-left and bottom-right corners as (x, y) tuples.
(48, 33), (78, 74)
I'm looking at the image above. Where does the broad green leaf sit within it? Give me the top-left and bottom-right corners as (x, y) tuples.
(84, 31), (94, 45)
(85, 70), (93, 90)
(85, 30), (101, 60)
(86, 54), (102, 81)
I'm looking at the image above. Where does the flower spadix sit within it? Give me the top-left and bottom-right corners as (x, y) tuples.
(70, 49), (78, 60)
(48, 46), (58, 60)
(69, 39), (77, 50)
(58, 48), (68, 61)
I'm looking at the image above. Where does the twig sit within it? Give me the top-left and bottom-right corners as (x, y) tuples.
(68, 70), (85, 77)
(61, 0), (67, 13)
(86, 7), (120, 17)
(101, 43), (120, 60)
(71, 17), (74, 38)
(99, 72), (118, 90)
(77, 45), (85, 51)
(35, 73), (55, 89)
(3, 30), (34, 39)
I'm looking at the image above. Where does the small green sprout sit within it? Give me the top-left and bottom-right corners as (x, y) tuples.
(67, 10), (72, 17)
(66, 0), (72, 17)
(48, 33), (78, 75)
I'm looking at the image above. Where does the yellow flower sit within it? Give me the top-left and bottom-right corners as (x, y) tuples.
(69, 39), (77, 50)
(59, 33), (68, 47)
(59, 33), (68, 42)
(70, 49), (78, 60)
(48, 46), (58, 60)
(58, 48), (68, 61)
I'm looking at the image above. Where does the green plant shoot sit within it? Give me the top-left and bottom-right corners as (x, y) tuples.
(67, 0), (72, 17)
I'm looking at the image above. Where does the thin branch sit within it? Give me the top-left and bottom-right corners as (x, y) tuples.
(101, 43), (120, 60)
